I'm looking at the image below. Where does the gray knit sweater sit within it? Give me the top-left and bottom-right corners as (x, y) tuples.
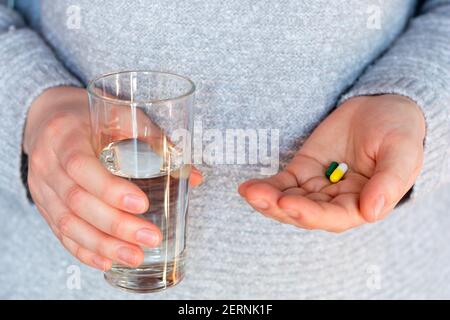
(1, 0), (450, 299)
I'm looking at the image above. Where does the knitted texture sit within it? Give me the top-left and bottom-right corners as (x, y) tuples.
(1, 0), (450, 299)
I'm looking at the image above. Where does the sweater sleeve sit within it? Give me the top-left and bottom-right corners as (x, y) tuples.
(0, 5), (81, 208)
(339, 0), (450, 201)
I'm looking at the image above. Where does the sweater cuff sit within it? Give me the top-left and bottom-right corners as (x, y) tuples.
(339, 77), (450, 201)
(0, 29), (82, 208)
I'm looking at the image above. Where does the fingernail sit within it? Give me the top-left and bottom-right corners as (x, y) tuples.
(249, 199), (269, 210)
(136, 229), (160, 247)
(123, 194), (146, 212)
(117, 247), (138, 266)
(373, 195), (385, 221)
(92, 255), (107, 271)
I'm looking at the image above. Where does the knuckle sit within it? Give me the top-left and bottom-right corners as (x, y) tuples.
(59, 235), (71, 251)
(73, 245), (83, 261)
(99, 175), (115, 200)
(95, 239), (111, 257)
(57, 214), (74, 236)
(29, 150), (47, 172)
(64, 152), (86, 177)
(60, 235), (83, 264)
(110, 217), (126, 238)
(292, 219), (314, 230)
(291, 211), (308, 225)
(61, 236), (91, 267)
(292, 217), (315, 230)
(45, 113), (71, 137)
(52, 227), (63, 242)
(64, 185), (84, 208)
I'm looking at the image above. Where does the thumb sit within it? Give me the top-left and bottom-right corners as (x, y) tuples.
(359, 136), (423, 222)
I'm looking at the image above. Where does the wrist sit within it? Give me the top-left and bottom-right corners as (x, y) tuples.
(383, 94), (426, 126)
(384, 94), (427, 142)
(349, 94), (426, 138)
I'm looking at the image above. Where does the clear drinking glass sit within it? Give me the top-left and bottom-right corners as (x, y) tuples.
(87, 71), (195, 293)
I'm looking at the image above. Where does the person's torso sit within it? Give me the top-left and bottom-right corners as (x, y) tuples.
(17, 0), (417, 161)
(8, 1), (450, 300)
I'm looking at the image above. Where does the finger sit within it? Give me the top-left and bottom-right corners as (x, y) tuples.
(39, 182), (145, 267)
(304, 192), (332, 202)
(278, 193), (366, 232)
(29, 171), (66, 242)
(52, 130), (149, 214)
(285, 153), (327, 185)
(238, 170), (299, 197)
(359, 135), (423, 222)
(189, 166), (203, 187)
(35, 202), (62, 240)
(60, 235), (113, 271)
(300, 176), (330, 193)
(43, 164), (162, 247)
(239, 153), (328, 197)
(34, 180), (123, 270)
(278, 194), (329, 230)
(243, 180), (308, 227)
(59, 211), (144, 268)
(169, 164), (203, 187)
(282, 187), (308, 196)
(27, 172), (47, 214)
(36, 194), (110, 272)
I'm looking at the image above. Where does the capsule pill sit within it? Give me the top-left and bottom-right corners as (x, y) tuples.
(329, 162), (348, 183)
(325, 161), (339, 178)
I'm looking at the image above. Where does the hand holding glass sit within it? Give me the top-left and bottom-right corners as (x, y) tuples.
(88, 71), (195, 292)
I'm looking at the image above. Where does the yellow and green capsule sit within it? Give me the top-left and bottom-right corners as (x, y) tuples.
(329, 162), (348, 183)
(325, 161), (339, 178)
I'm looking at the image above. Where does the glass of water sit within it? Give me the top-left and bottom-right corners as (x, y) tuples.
(87, 71), (195, 293)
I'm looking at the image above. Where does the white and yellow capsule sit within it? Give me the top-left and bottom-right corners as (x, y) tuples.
(329, 162), (348, 183)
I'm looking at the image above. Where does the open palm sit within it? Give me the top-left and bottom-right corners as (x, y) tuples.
(238, 95), (425, 232)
